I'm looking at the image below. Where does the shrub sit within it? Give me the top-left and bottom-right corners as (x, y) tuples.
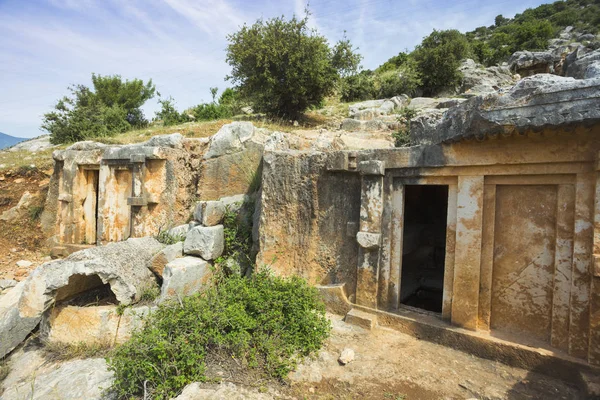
(155, 229), (185, 245)
(107, 269), (330, 399)
(374, 64), (421, 98)
(393, 107), (417, 147)
(340, 70), (376, 102)
(226, 13), (360, 118)
(42, 74), (155, 144)
(155, 97), (190, 126)
(412, 29), (472, 95)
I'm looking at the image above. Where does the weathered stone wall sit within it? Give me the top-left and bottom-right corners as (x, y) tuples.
(256, 150), (361, 297)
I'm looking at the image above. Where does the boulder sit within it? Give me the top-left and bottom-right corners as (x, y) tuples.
(167, 224), (191, 238)
(566, 48), (600, 79)
(149, 242), (184, 277)
(408, 97), (440, 111)
(459, 59), (515, 93)
(341, 118), (362, 131)
(0, 191), (34, 222)
(264, 131), (290, 152)
(436, 98), (467, 109)
(193, 200), (226, 226)
(143, 132), (184, 149)
(348, 99), (386, 116)
(508, 51), (557, 76)
(159, 256), (211, 301)
(183, 225), (225, 260)
(579, 33), (597, 42)
(1, 352), (114, 400)
(0, 237), (164, 358)
(65, 141), (106, 151)
(585, 61), (600, 79)
(203, 122), (255, 159)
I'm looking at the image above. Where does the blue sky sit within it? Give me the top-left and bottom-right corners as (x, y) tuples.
(0, 0), (549, 138)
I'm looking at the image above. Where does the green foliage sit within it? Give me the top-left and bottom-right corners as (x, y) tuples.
(393, 107), (417, 147)
(155, 228), (185, 245)
(28, 205), (44, 221)
(42, 74), (155, 144)
(226, 13), (359, 118)
(155, 97), (191, 126)
(412, 29), (472, 95)
(216, 203), (254, 274)
(340, 70), (376, 102)
(139, 284), (161, 303)
(331, 34), (363, 77)
(375, 52), (410, 73)
(107, 269), (331, 399)
(373, 64), (421, 98)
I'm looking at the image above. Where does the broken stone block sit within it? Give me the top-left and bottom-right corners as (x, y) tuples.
(159, 256), (211, 302)
(149, 242), (184, 277)
(338, 348), (355, 365)
(167, 224), (191, 238)
(193, 201), (226, 227)
(184, 225), (224, 260)
(41, 304), (153, 345)
(345, 308), (377, 330)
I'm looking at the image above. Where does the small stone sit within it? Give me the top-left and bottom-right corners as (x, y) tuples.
(16, 260), (32, 268)
(309, 387), (315, 393)
(338, 348), (355, 365)
(160, 256), (212, 302)
(184, 225), (224, 261)
(193, 201), (226, 227)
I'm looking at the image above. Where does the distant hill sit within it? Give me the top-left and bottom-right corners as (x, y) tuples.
(0, 132), (26, 150)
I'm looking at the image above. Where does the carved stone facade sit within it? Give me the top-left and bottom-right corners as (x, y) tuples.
(257, 77), (600, 367)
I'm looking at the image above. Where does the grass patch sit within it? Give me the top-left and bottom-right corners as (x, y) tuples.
(107, 268), (331, 399)
(155, 229), (185, 245)
(43, 341), (113, 362)
(138, 284), (161, 303)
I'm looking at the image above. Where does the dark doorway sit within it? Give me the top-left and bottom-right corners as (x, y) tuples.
(400, 185), (448, 313)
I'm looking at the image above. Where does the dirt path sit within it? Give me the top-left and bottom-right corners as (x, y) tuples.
(284, 314), (580, 400)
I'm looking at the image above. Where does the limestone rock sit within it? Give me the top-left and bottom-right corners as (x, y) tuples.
(0, 237), (163, 358)
(160, 256), (211, 301)
(338, 348), (355, 365)
(459, 59), (515, 93)
(566, 48), (600, 79)
(41, 304), (153, 345)
(0, 279), (17, 291)
(183, 225), (224, 260)
(408, 97), (440, 111)
(204, 122), (255, 159)
(341, 118), (362, 131)
(585, 61), (600, 79)
(8, 135), (55, 153)
(149, 242), (184, 277)
(508, 51), (557, 76)
(167, 224), (191, 238)
(144, 132), (184, 149)
(65, 141), (106, 151)
(194, 200), (226, 226)
(264, 131), (290, 152)
(436, 98), (467, 109)
(16, 260), (33, 268)
(0, 191), (34, 222)
(0, 354), (114, 400)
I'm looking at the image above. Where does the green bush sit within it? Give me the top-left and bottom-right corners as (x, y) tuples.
(374, 65), (421, 98)
(155, 97), (190, 126)
(412, 29), (472, 95)
(340, 70), (376, 102)
(107, 269), (330, 399)
(42, 74), (155, 144)
(226, 13), (360, 118)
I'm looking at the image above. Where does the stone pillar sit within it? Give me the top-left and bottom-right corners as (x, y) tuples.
(451, 176), (484, 331)
(355, 160), (385, 308)
(588, 154), (600, 364)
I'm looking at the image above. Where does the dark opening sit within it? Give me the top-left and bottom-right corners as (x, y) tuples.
(55, 274), (117, 306)
(400, 185), (448, 313)
(94, 170), (100, 243)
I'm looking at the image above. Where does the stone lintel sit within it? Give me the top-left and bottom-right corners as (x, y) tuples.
(130, 154), (146, 163)
(356, 231), (381, 250)
(358, 160), (385, 176)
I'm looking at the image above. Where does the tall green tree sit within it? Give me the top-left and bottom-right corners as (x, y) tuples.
(412, 29), (472, 95)
(226, 13), (361, 118)
(42, 74), (155, 144)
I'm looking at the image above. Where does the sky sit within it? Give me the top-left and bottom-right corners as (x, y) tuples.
(0, 0), (550, 139)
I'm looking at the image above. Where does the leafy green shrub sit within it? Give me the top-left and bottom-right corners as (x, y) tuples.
(217, 204), (254, 274)
(226, 13), (360, 118)
(412, 29), (472, 95)
(155, 229), (185, 245)
(340, 70), (376, 102)
(374, 65), (421, 98)
(107, 269), (330, 399)
(155, 97), (190, 126)
(393, 107), (417, 147)
(42, 74), (155, 144)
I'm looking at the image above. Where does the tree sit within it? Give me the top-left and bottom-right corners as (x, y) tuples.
(412, 29), (472, 95)
(226, 13), (360, 118)
(42, 74), (155, 144)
